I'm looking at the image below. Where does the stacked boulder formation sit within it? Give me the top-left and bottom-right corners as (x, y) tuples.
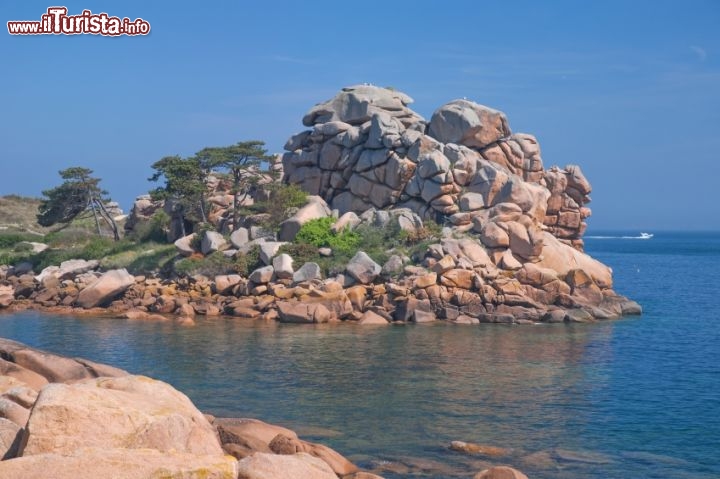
(282, 85), (590, 250)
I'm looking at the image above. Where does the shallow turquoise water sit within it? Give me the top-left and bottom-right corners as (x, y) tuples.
(1, 232), (718, 478)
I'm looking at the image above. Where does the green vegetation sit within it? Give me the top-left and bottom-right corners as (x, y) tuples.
(173, 245), (262, 277)
(0, 131), (445, 281)
(277, 217), (444, 276)
(149, 155), (208, 235)
(294, 217), (361, 255)
(0, 195), (49, 235)
(252, 183), (308, 232)
(196, 141), (274, 230)
(38, 167), (119, 240)
(126, 210), (170, 243)
(0, 233), (40, 249)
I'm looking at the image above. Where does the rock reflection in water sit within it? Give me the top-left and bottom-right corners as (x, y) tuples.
(0, 312), (624, 478)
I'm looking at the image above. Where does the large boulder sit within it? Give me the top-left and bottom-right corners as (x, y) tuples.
(269, 433), (358, 477)
(0, 417), (21, 459)
(302, 84), (422, 127)
(276, 301), (332, 324)
(536, 232), (612, 288)
(21, 375), (223, 456)
(278, 196), (331, 242)
(76, 269), (135, 308)
(57, 259), (99, 279)
(0, 448), (238, 479)
(0, 338), (125, 384)
(201, 231), (228, 255)
(237, 452), (337, 479)
(174, 233), (197, 256)
(215, 417), (298, 457)
(428, 99), (511, 149)
(346, 252), (381, 285)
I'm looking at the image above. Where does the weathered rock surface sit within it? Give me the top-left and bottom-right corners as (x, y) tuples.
(276, 85), (637, 321)
(237, 452), (338, 479)
(0, 339), (374, 479)
(21, 375), (223, 456)
(346, 252), (382, 285)
(0, 448), (238, 479)
(76, 269), (135, 308)
(473, 466), (529, 479)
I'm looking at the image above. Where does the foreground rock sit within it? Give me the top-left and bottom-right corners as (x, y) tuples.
(22, 375), (223, 456)
(474, 466), (529, 479)
(0, 448), (238, 479)
(0, 338), (375, 479)
(237, 452), (337, 479)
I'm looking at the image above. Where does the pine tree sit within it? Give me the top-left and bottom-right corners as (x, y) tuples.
(37, 167), (119, 240)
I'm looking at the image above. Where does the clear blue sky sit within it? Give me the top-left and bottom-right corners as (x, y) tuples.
(1, 1), (718, 231)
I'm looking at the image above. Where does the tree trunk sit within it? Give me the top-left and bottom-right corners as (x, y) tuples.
(95, 199), (120, 241)
(89, 198), (102, 236)
(198, 195), (208, 224)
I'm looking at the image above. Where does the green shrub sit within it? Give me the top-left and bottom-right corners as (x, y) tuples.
(129, 210), (170, 243)
(190, 223), (215, 250)
(0, 233), (38, 249)
(253, 183), (308, 231)
(295, 217), (361, 255)
(44, 227), (95, 248)
(13, 242), (34, 253)
(174, 251), (236, 277)
(100, 242), (177, 274)
(234, 244), (262, 277)
(398, 219), (442, 245)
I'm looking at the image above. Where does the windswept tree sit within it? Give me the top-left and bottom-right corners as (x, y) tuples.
(148, 155), (207, 237)
(196, 141), (273, 231)
(37, 167), (120, 240)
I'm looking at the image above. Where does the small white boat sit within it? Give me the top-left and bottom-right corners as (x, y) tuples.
(639, 232), (654, 239)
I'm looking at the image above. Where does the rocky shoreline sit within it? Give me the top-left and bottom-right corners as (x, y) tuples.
(0, 235), (640, 326)
(0, 337), (531, 479)
(1, 85), (641, 325)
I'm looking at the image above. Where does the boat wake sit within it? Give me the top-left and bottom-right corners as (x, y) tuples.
(586, 233), (654, 240)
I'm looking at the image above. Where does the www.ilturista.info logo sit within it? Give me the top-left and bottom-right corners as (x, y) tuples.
(7, 7), (150, 36)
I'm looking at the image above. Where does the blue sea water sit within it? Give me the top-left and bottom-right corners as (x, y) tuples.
(1, 232), (719, 478)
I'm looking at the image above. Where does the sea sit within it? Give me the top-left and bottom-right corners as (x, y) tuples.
(1, 231), (718, 478)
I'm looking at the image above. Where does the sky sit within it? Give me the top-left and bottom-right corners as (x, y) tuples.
(1, 0), (719, 231)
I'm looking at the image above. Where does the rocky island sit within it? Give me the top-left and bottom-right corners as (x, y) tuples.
(0, 85), (640, 325)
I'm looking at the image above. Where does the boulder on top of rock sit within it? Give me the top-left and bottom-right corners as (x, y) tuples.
(293, 262), (322, 283)
(57, 259), (99, 279)
(230, 227), (250, 249)
(76, 269), (135, 309)
(174, 233), (197, 257)
(201, 231), (228, 255)
(346, 252), (381, 284)
(278, 196), (331, 241)
(302, 84), (422, 127)
(428, 99), (511, 149)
